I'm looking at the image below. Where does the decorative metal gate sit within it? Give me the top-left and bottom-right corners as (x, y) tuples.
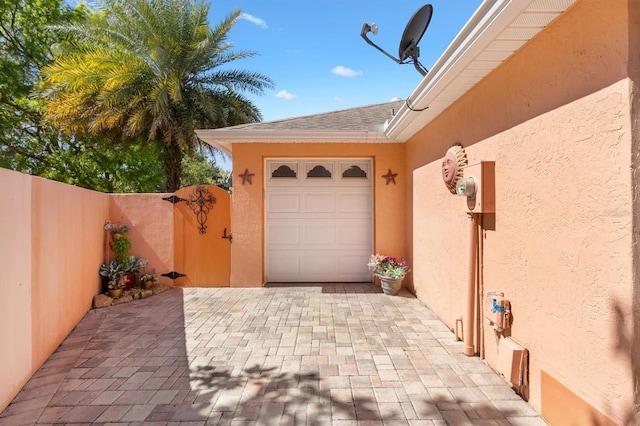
(164, 185), (231, 287)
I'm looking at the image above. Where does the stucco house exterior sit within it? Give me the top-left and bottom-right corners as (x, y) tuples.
(1, 0), (638, 423)
(196, 0), (640, 423)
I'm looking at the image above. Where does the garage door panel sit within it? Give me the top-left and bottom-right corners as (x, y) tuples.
(267, 192), (300, 213)
(268, 252), (301, 280)
(302, 223), (335, 245)
(336, 220), (372, 245)
(302, 254), (335, 276)
(268, 220), (337, 247)
(267, 250), (371, 282)
(337, 192), (371, 213)
(338, 253), (372, 278)
(302, 192), (335, 213)
(267, 223), (300, 246)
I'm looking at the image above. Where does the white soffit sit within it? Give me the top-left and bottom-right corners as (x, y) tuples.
(195, 134), (232, 155)
(195, 129), (392, 156)
(385, 0), (578, 142)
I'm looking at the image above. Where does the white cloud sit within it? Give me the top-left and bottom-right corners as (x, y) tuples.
(239, 13), (267, 29)
(331, 66), (363, 78)
(334, 97), (345, 102)
(275, 90), (297, 100)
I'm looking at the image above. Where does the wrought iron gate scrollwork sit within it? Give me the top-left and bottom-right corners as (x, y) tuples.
(163, 185), (216, 235)
(187, 186), (216, 235)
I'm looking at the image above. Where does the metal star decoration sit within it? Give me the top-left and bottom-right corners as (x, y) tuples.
(382, 168), (398, 185)
(238, 168), (255, 185)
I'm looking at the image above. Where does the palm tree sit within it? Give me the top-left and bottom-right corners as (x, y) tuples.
(40, 0), (273, 191)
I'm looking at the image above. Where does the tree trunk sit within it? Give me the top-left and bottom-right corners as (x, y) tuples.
(163, 141), (183, 192)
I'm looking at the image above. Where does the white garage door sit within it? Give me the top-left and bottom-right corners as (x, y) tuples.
(265, 158), (373, 282)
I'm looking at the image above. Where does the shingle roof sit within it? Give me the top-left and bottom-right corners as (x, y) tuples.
(224, 100), (404, 132)
(196, 100), (405, 154)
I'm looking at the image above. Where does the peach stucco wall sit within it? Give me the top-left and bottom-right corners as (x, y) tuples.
(0, 168), (109, 412)
(109, 194), (173, 284)
(0, 173), (177, 412)
(407, 0), (635, 422)
(230, 143), (405, 287)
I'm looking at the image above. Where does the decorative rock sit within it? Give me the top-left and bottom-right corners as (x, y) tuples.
(112, 294), (134, 305)
(152, 284), (170, 295)
(93, 294), (113, 309)
(91, 285), (173, 310)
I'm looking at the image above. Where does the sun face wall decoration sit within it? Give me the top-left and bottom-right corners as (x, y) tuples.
(441, 143), (468, 194)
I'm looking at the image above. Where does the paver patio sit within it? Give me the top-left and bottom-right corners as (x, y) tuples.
(0, 284), (547, 425)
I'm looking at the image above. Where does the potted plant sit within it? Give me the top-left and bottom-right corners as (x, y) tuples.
(99, 260), (125, 297)
(107, 274), (126, 298)
(124, 256), (148, 274)
(100, 221), (132, 292)
(368, 254), (410, 295)
(104, 220), (131, 240)
(140, 272), (159, 290)
(112, 235), (132, 264)
(121, 256), (148, 290)
(99, 220), (149, 292)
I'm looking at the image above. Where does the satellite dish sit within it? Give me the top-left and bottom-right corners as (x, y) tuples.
(360, 4), (433, 76)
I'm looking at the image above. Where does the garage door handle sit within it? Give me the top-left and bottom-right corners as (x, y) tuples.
(222, 228), (232, 243)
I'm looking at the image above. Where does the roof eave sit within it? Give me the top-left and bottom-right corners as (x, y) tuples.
(385, 0), (578, 141)
(196, 129), (400, 154)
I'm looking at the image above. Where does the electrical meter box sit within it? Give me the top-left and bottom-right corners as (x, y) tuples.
(461, 161), (495, 213)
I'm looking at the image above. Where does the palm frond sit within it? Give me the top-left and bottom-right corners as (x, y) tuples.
(39, 0), (272, 191)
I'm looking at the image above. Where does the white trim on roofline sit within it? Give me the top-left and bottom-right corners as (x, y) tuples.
(195, 129), (398, 155)
(385, 0), (578, 141)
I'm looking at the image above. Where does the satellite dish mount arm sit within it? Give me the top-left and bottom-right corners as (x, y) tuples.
(360, 23), (402, 65)
(359, 4), (432, 77)
(400, 41), (428, 76)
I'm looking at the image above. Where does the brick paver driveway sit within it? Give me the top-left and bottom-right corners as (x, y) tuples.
(0, 284), (546, 425)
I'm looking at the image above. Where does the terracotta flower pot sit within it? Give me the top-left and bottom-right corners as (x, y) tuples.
(108, 288), (123, 298)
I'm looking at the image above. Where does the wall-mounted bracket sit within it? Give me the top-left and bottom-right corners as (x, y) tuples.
(162, 195), (187, 204)
(162, 271), (187, 280)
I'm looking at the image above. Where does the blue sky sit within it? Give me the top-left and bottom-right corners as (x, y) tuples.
(208, 1), (483, 122)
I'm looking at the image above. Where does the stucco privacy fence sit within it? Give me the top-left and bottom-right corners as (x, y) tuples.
(0, 167), (176, 412)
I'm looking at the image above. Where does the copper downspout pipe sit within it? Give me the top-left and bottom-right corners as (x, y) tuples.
(464, 213), (478, 357)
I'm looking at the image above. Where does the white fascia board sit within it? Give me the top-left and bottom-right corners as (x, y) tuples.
(385, 0), (535, 141)
(196, 129), (400, 154)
